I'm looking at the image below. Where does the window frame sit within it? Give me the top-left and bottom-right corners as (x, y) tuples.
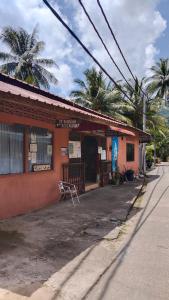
(0, 123), (24, 176)
(0, 122), (54, 176)
(28, 126), (53, 173)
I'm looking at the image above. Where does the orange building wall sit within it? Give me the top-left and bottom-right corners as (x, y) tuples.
(118, 136), (139, 174)
(0, 112), (69, 219)
(0, 111), (140, 219)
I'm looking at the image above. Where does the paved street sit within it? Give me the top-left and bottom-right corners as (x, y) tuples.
(86, 164), (169, 300)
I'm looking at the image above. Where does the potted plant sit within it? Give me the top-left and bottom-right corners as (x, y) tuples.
(125, 169), (134, 181)
(112, 168), (120, 185)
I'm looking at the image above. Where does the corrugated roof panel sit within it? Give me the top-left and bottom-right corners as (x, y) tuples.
(0, 74), (151, 140)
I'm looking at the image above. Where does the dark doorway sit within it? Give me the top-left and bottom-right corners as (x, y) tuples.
(82, 136), (98, 183)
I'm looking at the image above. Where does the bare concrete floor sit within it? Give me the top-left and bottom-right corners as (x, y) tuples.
(0, 182), (142, 297)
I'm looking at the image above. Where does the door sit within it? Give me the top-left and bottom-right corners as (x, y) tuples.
(82, 136), (98, 183)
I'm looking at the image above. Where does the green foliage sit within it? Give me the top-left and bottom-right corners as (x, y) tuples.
(146, 58), (169, 105)
(71, 62), (169, 162)
(71, 67), (136, 122)
(0, 26), (58, 89)
(112, 168), (120, 185)
(122, 78), (146, 129)
(146, 145), (154, 162)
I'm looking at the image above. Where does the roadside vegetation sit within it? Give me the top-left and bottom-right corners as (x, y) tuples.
(71, 59), (169, 162)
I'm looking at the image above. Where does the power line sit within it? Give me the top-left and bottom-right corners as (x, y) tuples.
(97, 0), (150, 102)
(42, 0), (133, 102)
(78, 0), (135, 94)
(97, 0), (136, 81)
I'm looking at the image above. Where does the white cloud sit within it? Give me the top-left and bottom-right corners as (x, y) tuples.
(0, 0), (72, 60)
(144, 44), (159, 76)
(50, 63), (74, 97)
(0, 0), (167, 96)
(0, 0), (77, 96)
(73, 0), (167, 80)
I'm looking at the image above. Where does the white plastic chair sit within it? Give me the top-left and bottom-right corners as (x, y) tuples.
(58, 181), (80, 206)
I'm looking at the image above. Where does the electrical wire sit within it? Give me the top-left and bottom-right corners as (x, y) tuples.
(97, 0), (150, 102)
(79, 0), (135, 94)
(42, 0), (133, 102)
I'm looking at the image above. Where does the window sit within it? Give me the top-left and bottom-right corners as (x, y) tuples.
(0, 123), (24, 174)
(126, 143), (134, 162)
(28, 127), (53, 172)
(0, 123), (53, 175)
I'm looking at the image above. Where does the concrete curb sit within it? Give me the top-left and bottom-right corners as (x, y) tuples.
(0, 288), (28, 300)
(125, 176), (146, 220)
(30, 179), (145, 300)
(30, 240), (115, 300)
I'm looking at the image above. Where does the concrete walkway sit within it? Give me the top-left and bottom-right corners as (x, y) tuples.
(0, 179), (143, 298)
(29, 182), (144, 300)
(86, 164), (169, 300)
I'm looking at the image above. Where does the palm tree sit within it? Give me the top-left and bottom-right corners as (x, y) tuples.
(149, 114), (169, 162)
(122, 78), (145, 129)
(70, 67), (106, 107)
(146, 58), (169, 105)
(70, 67), (131, 122)
(92, 87), (133, 122)
(0, 26), (58, 89)
(122, 78), (161, 130)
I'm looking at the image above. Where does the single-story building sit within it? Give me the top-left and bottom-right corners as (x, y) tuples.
(0, 73), (150, 219)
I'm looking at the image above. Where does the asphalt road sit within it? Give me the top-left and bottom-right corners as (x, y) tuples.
(86, 164), (169, 300)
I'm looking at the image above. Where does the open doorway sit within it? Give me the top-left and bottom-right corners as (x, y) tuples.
(82, 136), (98, 184)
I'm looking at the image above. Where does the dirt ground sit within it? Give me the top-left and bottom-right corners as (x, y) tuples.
(0, 181), (142, 297)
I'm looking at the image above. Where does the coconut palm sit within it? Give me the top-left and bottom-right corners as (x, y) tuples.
(146, 58), (169, 105)
(70, 67), (106, 106)
(0, 26), (58, 89)
(121, 78), (145, 129)
(70, 67), (131, 122)
(90, 87), (133, 122)
(122, 77), (161, 130)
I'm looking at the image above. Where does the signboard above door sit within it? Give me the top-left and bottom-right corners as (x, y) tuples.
(56, 119), (80, 129)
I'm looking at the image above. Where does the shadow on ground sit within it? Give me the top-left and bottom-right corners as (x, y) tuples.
(84, 164), (168, 300)
(0, 181), (144, 296)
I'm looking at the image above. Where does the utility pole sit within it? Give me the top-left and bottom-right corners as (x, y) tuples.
(142, 95), (146, 173)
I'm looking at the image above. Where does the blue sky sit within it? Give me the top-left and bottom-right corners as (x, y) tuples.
(156, 0), (169, 59)
(0, 0), (168, 97)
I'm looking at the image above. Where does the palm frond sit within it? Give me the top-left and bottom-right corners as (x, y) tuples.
(27, 25), (38, 50)
(31, 66), (50, 89)
(34, 64), (58, 86)
(0, 62), (17, 75)
(30, 41), (45, 55)
(73, 79), (88, 91)
(0, 26), (20, 55)
(34, 58), (58, 68)
(0, 26), (57, 89)
(0, 52), (17, 62)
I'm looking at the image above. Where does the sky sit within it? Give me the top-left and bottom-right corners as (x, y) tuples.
(0, 0), (168, 98)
